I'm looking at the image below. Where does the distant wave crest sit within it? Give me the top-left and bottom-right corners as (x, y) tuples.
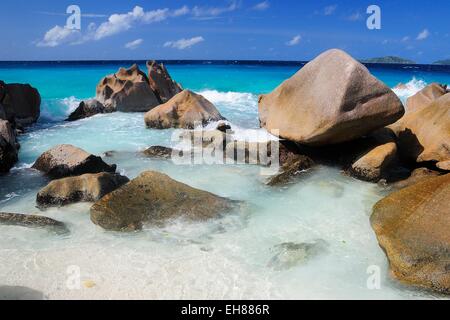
(392, 77), (427, 103)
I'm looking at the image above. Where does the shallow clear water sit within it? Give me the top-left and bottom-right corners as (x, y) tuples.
(0, 62), (449, 299)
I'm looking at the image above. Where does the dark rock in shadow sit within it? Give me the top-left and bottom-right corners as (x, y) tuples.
(0, 286), (45, 300)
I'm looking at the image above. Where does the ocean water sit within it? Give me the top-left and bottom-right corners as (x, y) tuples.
(0, 61), (449, 300)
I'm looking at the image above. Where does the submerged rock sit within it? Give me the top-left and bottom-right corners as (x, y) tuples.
(371, 174), (450, 294)
(391, 93), (450, 168)
(406, 83), (447, 113)
(142, 146), (182, 159)
(0, 286), (45, 300)
(90, 171), (237, 231)
(66, 99), (110, 121)
(32, 144), (116, 178)
(36, 172), (129, 207)
(96, 64), (160, 112)
(0, 120), (19, 173)
(350, 142), (398, 182)
(144, 90), (226, 129)
(0, 212), (68, 234)
(258, 49), (404, 146)
(0, 80), (41, 126)
(268, 240), (328, 270)
(147, 60), (183, 103)
(266, 154), (315, 186)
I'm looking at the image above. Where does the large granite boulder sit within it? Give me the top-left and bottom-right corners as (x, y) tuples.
(32, 144), (116, 178)
(258, 49), (404, 146)
(391, 93), (450, 169)
(371, 174), (450, 294)
(0, 81), (41, 126)
(96, 64), (160, 112)
(350, 142), (398, 182)
(90, 171), (236, 231)
(144, 90), (226, 129)
(147, 60), (183, 103)
(36, 172), (129, 207)
(406, 83), (447, 113)
(66, 99), (111, 121)
(0, 120), (19, 173)
(0, 212), (68, 234)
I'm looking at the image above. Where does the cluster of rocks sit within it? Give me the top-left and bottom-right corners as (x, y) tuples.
(254, 49), (450, 294)
(22, 144), (236, 232)
(0, 80), (41, 173)
(2, 52), (449, 294)
(67, 61), (183, 121)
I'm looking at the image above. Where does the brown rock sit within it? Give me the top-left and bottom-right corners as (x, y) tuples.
(258, 49), (404, 146)
(36, 172), (129, 207)
(144, 90), (225, 129)
(0, 81), (41, 126)
(0, 120), (19, 173)
(66, 99), (109, 121)
(392, 93), (450, 165)
(371, 174), (450, 294)
(266, 154), (315, 186)
(32, 144), (116, 178)
(350, 142), (398, 182)
(436, 160), (450, 171)
(406, 83), (447, 113)
(0, 212), (68, 234)
(90, 171), (237, 231)
(147, 60), (182, 103)
(96, 64), (160, 112)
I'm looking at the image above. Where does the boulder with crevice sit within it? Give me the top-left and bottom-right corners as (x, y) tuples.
(371, 174), (450, 294)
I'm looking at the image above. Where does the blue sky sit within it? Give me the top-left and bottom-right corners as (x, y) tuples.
(0, 0), (449, 62)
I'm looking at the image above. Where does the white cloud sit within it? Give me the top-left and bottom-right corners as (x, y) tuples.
(402, 36), (410, 42)
(416, 29), (430, 40)
(253, 1), (270, 11)
(37, 6), (190, 47)
(36, 25), (80, 47)
(173, 5), (190, 17)
(324, 5), (337, 16)
(192, 1), (239, 18)
(286, 35), (301, 46)
(164, 36), (205, 50)
(125, 38), (143, 50)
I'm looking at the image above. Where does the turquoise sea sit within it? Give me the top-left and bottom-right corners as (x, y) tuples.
(0, 61), (449, 299)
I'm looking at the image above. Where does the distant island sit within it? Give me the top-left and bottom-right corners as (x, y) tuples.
(433, 59), (450, 65)
(361, 56), (416, 64)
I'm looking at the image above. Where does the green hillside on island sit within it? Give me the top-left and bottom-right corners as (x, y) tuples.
(433, 59), (450, 65)
(361, 56), (416, 64)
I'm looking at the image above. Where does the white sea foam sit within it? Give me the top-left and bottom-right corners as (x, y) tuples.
(198, 90), (257, 111)
(40, 96), (82, 122)
(392, 77), (427, 103)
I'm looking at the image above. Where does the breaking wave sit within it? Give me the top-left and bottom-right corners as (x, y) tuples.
(392, 77), (427, 103)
